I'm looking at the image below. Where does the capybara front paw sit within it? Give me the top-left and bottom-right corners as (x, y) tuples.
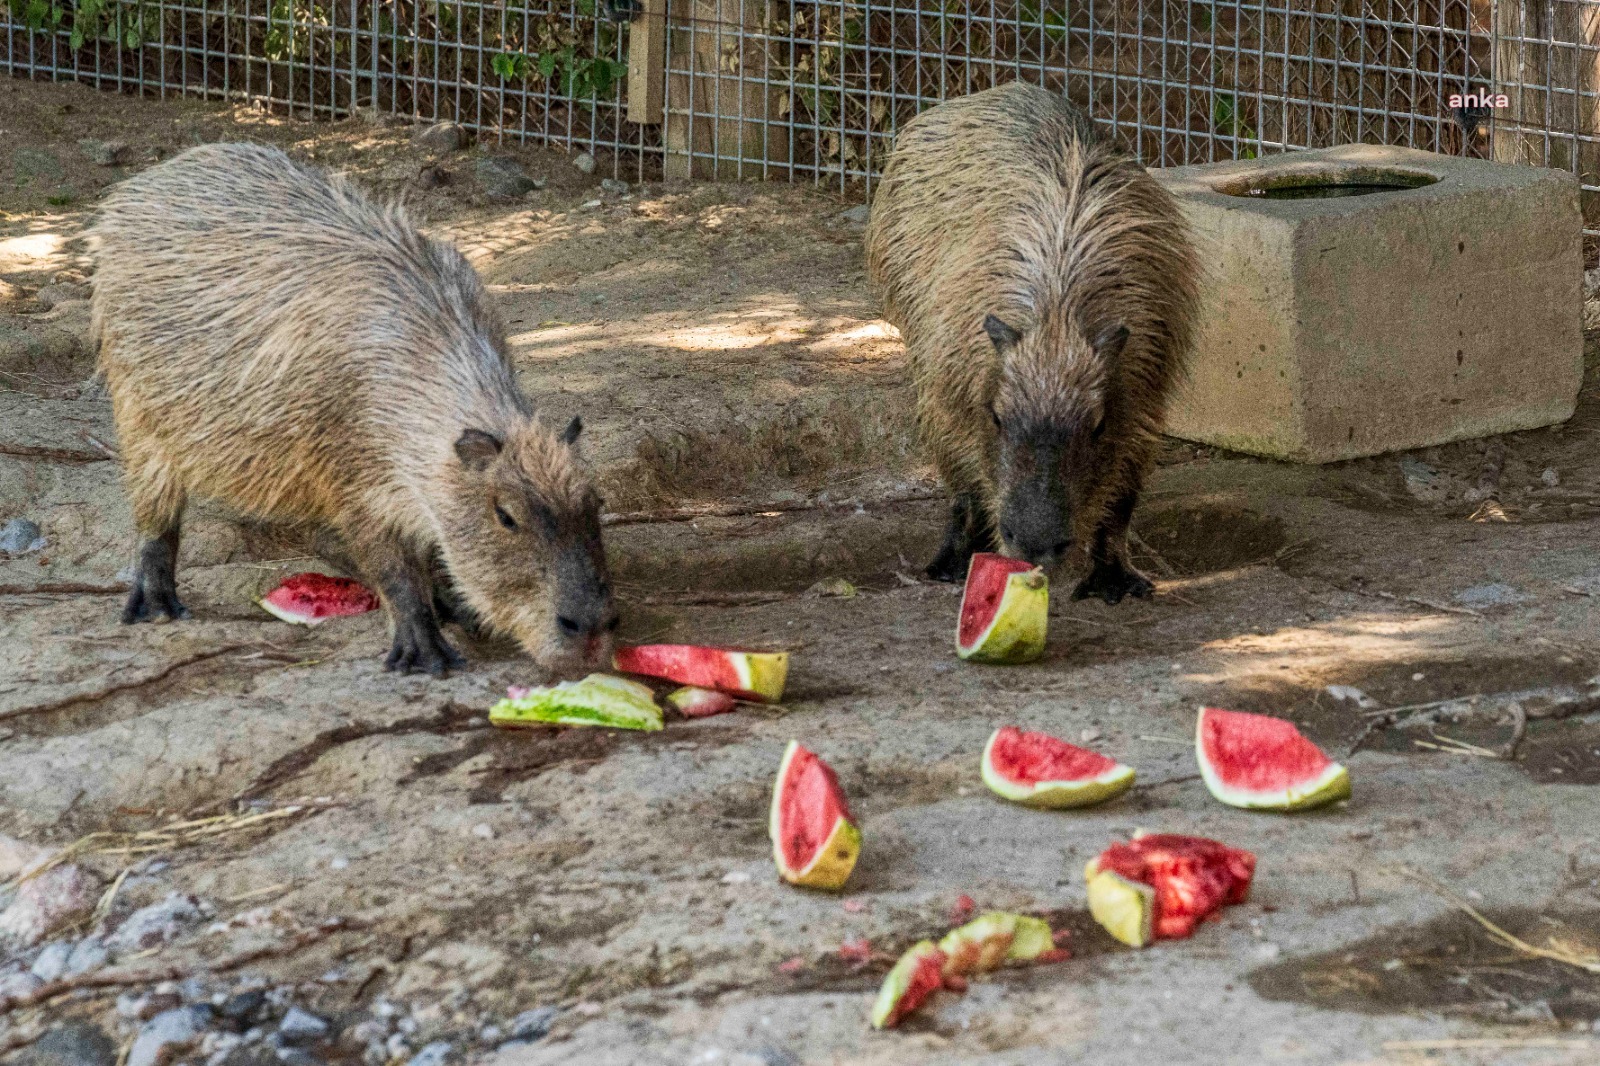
(925, 545), (974, 583)
(1072, 559), (1154, 605)
(384, 627), (467, 677)
(120, 578), (191, 624)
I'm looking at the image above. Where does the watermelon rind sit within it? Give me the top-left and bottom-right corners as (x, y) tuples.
(979, 728), (1136, 809)
(666, 686), (738, 718)
(937, 912), (1056, 977)
(956, 565), (1048, 664)
(257, 596), (330, 627)
(1084, 868), (1155, 948)
(1195, 708), (1352, 812)
(769, 740), (860, 891)
(870, 940), (947, 1030)
(613, 645), (789, 703)
(488, 673), (663, 731)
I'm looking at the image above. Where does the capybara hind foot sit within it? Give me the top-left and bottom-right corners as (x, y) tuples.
(121, 532), (190, 623)
(385, 619), (466, 677)
(926, 543), (974, 583)
(1072, 558), (1154, 605)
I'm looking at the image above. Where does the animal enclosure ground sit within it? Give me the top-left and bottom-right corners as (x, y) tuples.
(3, 78), (1600, 1066)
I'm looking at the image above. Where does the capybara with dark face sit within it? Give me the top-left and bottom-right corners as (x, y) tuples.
(866, 82), (1200, 602)
(88, 143), (617, 676)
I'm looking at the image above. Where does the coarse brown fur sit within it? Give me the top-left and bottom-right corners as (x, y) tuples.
(865, 82), (1200, 601)
(88, 142), (617, 676)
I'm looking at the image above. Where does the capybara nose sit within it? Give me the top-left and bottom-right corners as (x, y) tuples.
(1012, 536), (1071, 569)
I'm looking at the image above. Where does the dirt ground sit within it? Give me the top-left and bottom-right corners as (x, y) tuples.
(3, 77), (1600, 1066)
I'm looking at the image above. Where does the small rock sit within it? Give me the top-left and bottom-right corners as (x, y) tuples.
(0, 970), (44, 1001)
(372, 999), (400, 1020)
(179, 977), (209, 1002)
(579, 199), (603, 210)
(0, 518), (46, 556)
(806, 577), (857, 598)
(0, 835), (51, 880)
(15, 1020), (118, 1066)
(1398, 457), (1449, 502)
(1325, 684), (1378, 709)
(109, 892), (203, 952)
(348, 1020), (388, 1046)
(599, 177), (628, 194)
(362, 1046), (386, 1066)
(721, 870), (753, 885)
(1254, 941), (1281, 962)
(64, 935), (108, 975)
(477, 1025), (503, 1046)
(0, 864), (100, 948)
(1452, 582), (1529, 608)
(385, 1035), (411, 1060)
(475, 157), (540, 201)
(837, 204), (870, 225)
(277, 1007), (331, 1045)
(128, 1007), (210, 1066)
(1541, 467), (1561, 487)
(507, 1007), (557, 1043)
(78, 139), (132, 167)
(571, 152), (596, 174)
(406, 1041), (452, 1066)
(219, 989), (268, 1025)
(414, 165), (449, 190)
(471, 823), (494, 841)
(412, 122), (467, 153)
(30, 940), (73, 982)
(753, 1050), (800, 1066)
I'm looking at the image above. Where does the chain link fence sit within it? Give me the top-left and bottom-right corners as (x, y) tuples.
(5, 1), (1600, 224)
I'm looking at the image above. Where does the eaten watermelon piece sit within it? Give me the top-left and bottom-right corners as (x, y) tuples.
(937, 911), (1059, 978)
(869, 940), (947, 1029)
(257, 573), (378, 626)
(489, 674), (663, 731)
(1196, 707), (1351, 811)
(614, 644), (788, 703)
(956, 553), (1047, 664)
(980, 726), (1135, 808)
(666, 686), (739, 718)
(1085, 831), (1256, 948)
(769, 741), (860, 891)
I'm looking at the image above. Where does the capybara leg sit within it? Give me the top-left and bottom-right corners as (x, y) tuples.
(362, 534), (465, 677)
(1072, 487), (1153, 605)
(122, 464), (189, 624)
(429, 561), (488, 640)
(926, 492), (991, 582)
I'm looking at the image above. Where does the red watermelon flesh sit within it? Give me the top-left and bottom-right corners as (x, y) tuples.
(769, 742), (860, 890)
(958, 554), (1039, 647)
(1196, 707), (1351, 810)
(1089, 833), (1256, 940)
(258, 573), (379, 626)
(614, 644), (788, 702)
(989, 726), (1121, 781)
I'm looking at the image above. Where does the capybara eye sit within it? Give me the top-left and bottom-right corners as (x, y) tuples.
(1001, 525), (1015, 542)
(494, 504), (517, 530)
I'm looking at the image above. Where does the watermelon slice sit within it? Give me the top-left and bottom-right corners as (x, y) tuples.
(937, 911), (1059, 978)
(980, 726), (1135, 808)
(769, 741), (860, 891)
(666, 686), (738, 718)
(869, 940), (946, 1030)
(956, 553), (1048, 663)
(489, 673), (663, 731)
(1085, 831), (1256, 948)
(1196, 707), (1351, 811)
(257, 573), (378, 626)
(614, 644), (788, 702)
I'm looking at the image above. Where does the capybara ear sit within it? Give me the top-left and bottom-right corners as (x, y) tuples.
(1093, 323), (1130, 359)
(560, 415), (583, 445)
(455, 428), (504, 471)
(982, 313), (1022, 352)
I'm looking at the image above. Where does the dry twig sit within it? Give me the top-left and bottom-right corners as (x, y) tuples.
(1391, 866), (1600, 974)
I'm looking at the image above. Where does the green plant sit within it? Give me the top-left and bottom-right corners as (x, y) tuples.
(7, 0), (151, 49)
(1211, 92), (1258, 158)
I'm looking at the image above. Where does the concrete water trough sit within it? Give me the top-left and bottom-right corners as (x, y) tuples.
(1155, 143), (1584, 463)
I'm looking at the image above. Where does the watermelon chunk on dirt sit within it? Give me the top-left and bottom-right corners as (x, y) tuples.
(614, 644), (789, 702)
(769, 741), (860, 891)
(665, 686), (738, 718)
(1196, 707), (1351, 811)
(956, 553), (1048, 663)
(489, 674), (664, 732)
(937, 911), (1061, 977)
(257, 573), (378, 626)
(980, 725), (1135, 808)
(869, 940), (947, 1030)
(1085, 831), (1256, 948)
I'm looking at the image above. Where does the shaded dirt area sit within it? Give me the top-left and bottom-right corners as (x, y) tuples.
(3, 78), (1600, 1066)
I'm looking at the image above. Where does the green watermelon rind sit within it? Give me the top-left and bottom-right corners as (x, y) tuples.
(1194, 709), (1351, 811)
(955, 565), (1049, 665)
(979, 728), (1136, 809)
(869, 939), (946, 1030)
(489, 673), (663, 732)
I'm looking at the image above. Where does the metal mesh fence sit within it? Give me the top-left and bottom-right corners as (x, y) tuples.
(4, 1), (1600, 222)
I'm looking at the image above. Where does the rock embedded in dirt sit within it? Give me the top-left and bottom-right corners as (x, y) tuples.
(411, 122), (467, 153)
(572, 151), (596, 174)
(219, 989), (268, 1026)
(506, 1006), (558, 1044)
(0, 518), (45, 556)
(837, 204), (870, 225)
(0, 969), (44, 1000)
(109, 892), (205, 952)
(65, 935), (108, 975)
(475, 157), (541, 201)
(0, 863), (100, 947)
(599, 177), (628, 195)
(29, 939), (72, 981)
(13, 1020), (118, 1066)
(406, 1041), (453, 1066)
(128, 1007), (212, 1066)
(277, 1007), (331, 1045)
(78, 138), (132, 166)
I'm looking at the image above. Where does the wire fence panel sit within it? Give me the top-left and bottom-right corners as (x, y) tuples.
(4, 0), (1600, 224)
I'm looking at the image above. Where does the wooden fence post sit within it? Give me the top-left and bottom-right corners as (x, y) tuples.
(663, 0), (790, 180)
(627, 0), (666, 125)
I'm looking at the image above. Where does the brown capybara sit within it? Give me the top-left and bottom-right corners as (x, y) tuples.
(88, 143), (617, 677)
(866, 82), (1200, 602)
